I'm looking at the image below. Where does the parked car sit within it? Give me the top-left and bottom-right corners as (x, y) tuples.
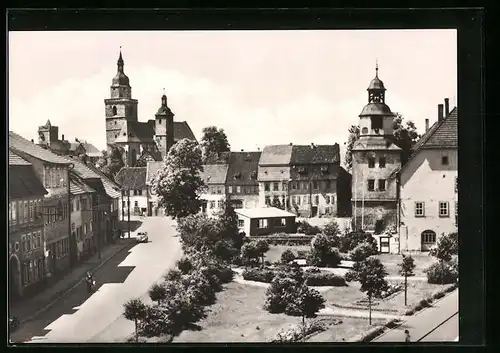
(137, 232), (148, 243)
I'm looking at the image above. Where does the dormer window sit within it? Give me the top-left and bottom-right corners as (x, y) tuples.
(297, 166), (307, 174)
(234, 172), (242, 180)
(250, 171), (257, 180)
(320, 165), (328, 173)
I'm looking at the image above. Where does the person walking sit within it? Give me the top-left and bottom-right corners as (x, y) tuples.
(404, 329), (411, 343)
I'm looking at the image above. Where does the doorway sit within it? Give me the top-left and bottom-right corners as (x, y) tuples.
(9, 255), (21, 300)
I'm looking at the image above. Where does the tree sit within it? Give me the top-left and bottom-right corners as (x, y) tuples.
(148, 283), (167, 304)
(241, 242), (260, 268)
(398, 254), (416, 306)
(350, 242), (377, 262)
(123, 298), (147, 342)
(340, 230), (378, 254)
(322, 220), (341, 238)
(200, 126), (230, 162)
(264, 269), (304, 314)
(255, 239), (270, 268)
(215, 198), (244, 258)
(344, 113), (420, 171)
(287, 284), (326, 326)
(309, 234), (342, 267)
(429, 234), (455, 263)
(150, 139), (205, 219)
(102, 144), (125, 180)
(345, 258), (388, 325)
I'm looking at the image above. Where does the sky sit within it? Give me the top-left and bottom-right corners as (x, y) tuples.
(8, 30), (457, 163)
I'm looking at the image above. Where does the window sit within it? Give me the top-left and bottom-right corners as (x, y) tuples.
(314, 195), (319, 205)
(9, 202), (12, 223)
(415, 202), (425, 217)
(217, 187), (222, 194)
(273, 182), (279, 191)
(134, 201), (139, 207)
(209, 201), (215, 209)
(455, 201), (458, 225)
(228, 186), (233, 193)
(44, 168), (50, 188)
(258, 219), (268, 228)
(236, 186), (241, 193)
(238, 219), (244, 228)
(291, 196), (296, 205)
(371, 116), (383, 130)
(325, 180), (332, 190)
(331, 196), (335, 204)
(24, 201), (29, 222)
(27, 233), (32, 251)
(76, 199), (80, 211)
(312, 181), (318, 189)
(441, 156), (449, 165)
(51, 169), (57, 188)
(122, 201), (126, 209)
(273, 196), (280, 205)
(379, 157), (386, 168)
(112, 106), (117, 115)
(133, 190), (138, 196)
(439, 201), (449, 217)
(11, 202), (17, 223)
(291, 182), (296, 190)
(367, 179), (375, 191)
(304, 196), (310, 204)
(264, 183), (270, 191)
(325, 195), (331, 204)
(37, 232), (42, 248)
(90, 221), (93, 231)
(15, 242), (20, 252)
(378, 179), (386, 191)
(21, 235), (27, 253)
(265, 196), (271, 205)
(455, 177), (458, 193)
(282, 182), (288, 191)
(296, 196), (301, 206)
(122, 190), (127, 196)
(303, 182), (309, 190)
(84, 223), (88, 234)
(421, 230), (436, 244)
(217, 200), (223, 209)
(56, 169), (60, 187)
(29, 201), (34, 221)
(368, 158), (375, 168)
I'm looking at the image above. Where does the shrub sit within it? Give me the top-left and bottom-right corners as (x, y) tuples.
(148, 283), (168, 304)
(322, 220), (341, 237)
(176, 257), (193, 274)
(264, 270), (303, 313)
(297, 250), (310, 259)
(271, 320), (327, 343)
(164, 269), (182, 282)
(297, 221), (321, 236)
(305, 267), (321, 274)
(349, 241), (377, 262)
(340, 231), (378, 254)
(309, 234), (342, 267)
(425, 261), (458, 284)
(281, 249), (296, 264)
(304, 272), (347, 287)
(181, 271), (217, 306)
(242, 268), (276, 283)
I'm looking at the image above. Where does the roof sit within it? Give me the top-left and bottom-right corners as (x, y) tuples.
(115, 121), (155, 143)
(174, 121), (197, 142)
(70, 174), (96, 195)
(199, 164), (229, 185)
(259, 145), (293, 166)
(290, 144), (340, 165)
(9, 165), (48, 199)
(413, 107), (458, 150)
(367, 76), (386, 91)
(226, 151), (261, 186)
(392, 106), (458, 178)
(352, 136), (402, 151)
(9, 131), (72, 165)
(146, 161), (165, 184)
(80, 142), (101, 157)
(359, 103), (394, 117)
(235, 207), (296, 219)
(9, 150), (31, 165)
(115, 167), (147, 190)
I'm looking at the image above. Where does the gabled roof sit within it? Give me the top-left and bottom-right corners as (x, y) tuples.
(80, 141), (102, 157)
(392, 106), (458, 178)
(199, 164), (229, 185)
(114, 121), (155, 143)
(226, 151), (261, 186)
(9, 131), (72, 165)
(9, 150), (31, 166)
(259, 145), (293, 166)
(290, 144), (340, 165)
(84, 163), (121, 198)
(9, 165), (48, 199)
(70, 173), (96, 195)
(115, 167), (147, 190)
(146, 161), (165, 185)
(174, 121), (197, 142)
(413, 107), (458, 150)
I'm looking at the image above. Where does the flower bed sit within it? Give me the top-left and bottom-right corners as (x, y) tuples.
(270, 320), (329, 343)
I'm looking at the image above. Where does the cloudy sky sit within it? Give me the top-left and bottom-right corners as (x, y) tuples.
(9, 30), (456, 162)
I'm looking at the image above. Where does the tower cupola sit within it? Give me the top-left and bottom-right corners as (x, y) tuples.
(112, 49), (130, 87)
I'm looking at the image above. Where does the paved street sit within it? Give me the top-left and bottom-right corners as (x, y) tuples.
(372, 289), (458, 343)
(11, 217), (181, 344)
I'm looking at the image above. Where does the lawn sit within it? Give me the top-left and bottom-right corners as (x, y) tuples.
(265, 245), (310, 264)
(174, 282), (386, 343)
(323, 279), (452, 314)
(306, 317), (387, 342)
(374, 253), (436, 277)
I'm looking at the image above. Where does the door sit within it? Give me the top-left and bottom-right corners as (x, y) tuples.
(9, 256), (21, 300)
(311, 206), (318, 217)
(379, 236), (390, 254)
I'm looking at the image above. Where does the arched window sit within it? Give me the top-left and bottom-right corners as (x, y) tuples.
(421, 230), (437, 245)
(112, 106), (117, 116)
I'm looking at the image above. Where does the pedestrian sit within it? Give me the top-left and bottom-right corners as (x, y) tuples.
(404, 329), (411, 343)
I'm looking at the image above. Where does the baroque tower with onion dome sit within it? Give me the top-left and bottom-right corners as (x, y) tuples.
(351, 63), (401, 235)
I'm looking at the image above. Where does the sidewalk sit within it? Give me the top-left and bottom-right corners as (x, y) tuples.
(10, 239), (135, 324)
(372, 289), (458, 342)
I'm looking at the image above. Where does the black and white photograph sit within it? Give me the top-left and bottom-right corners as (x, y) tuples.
(8, 23), (461, 344)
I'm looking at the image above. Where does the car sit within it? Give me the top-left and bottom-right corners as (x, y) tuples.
(136, 232), (148, 243)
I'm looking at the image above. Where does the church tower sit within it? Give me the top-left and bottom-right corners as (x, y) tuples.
(351, 63), (401, 234)
(104, 50), (138, 148)
(154, 91), (175, 160)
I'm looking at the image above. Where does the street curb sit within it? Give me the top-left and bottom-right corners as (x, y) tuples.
(369, 287), (458, 342)
(19, 243), (132, 325)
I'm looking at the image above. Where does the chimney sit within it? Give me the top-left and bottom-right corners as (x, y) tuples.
(311, 143), (315, 149)
(438, 104), (444, 122)
(444, 98), (450, 117)
(31, 139), (34, 143)
(289, 142), (293, 146)
(241, 149), (244, 152)
(62, 134), (65, 141)
(425, 119), (429, 132)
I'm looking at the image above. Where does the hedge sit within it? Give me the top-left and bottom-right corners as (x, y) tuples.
(354, 318), (402, 342)
(242, 268), (346, 287)
(404, 283), (458, 316)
